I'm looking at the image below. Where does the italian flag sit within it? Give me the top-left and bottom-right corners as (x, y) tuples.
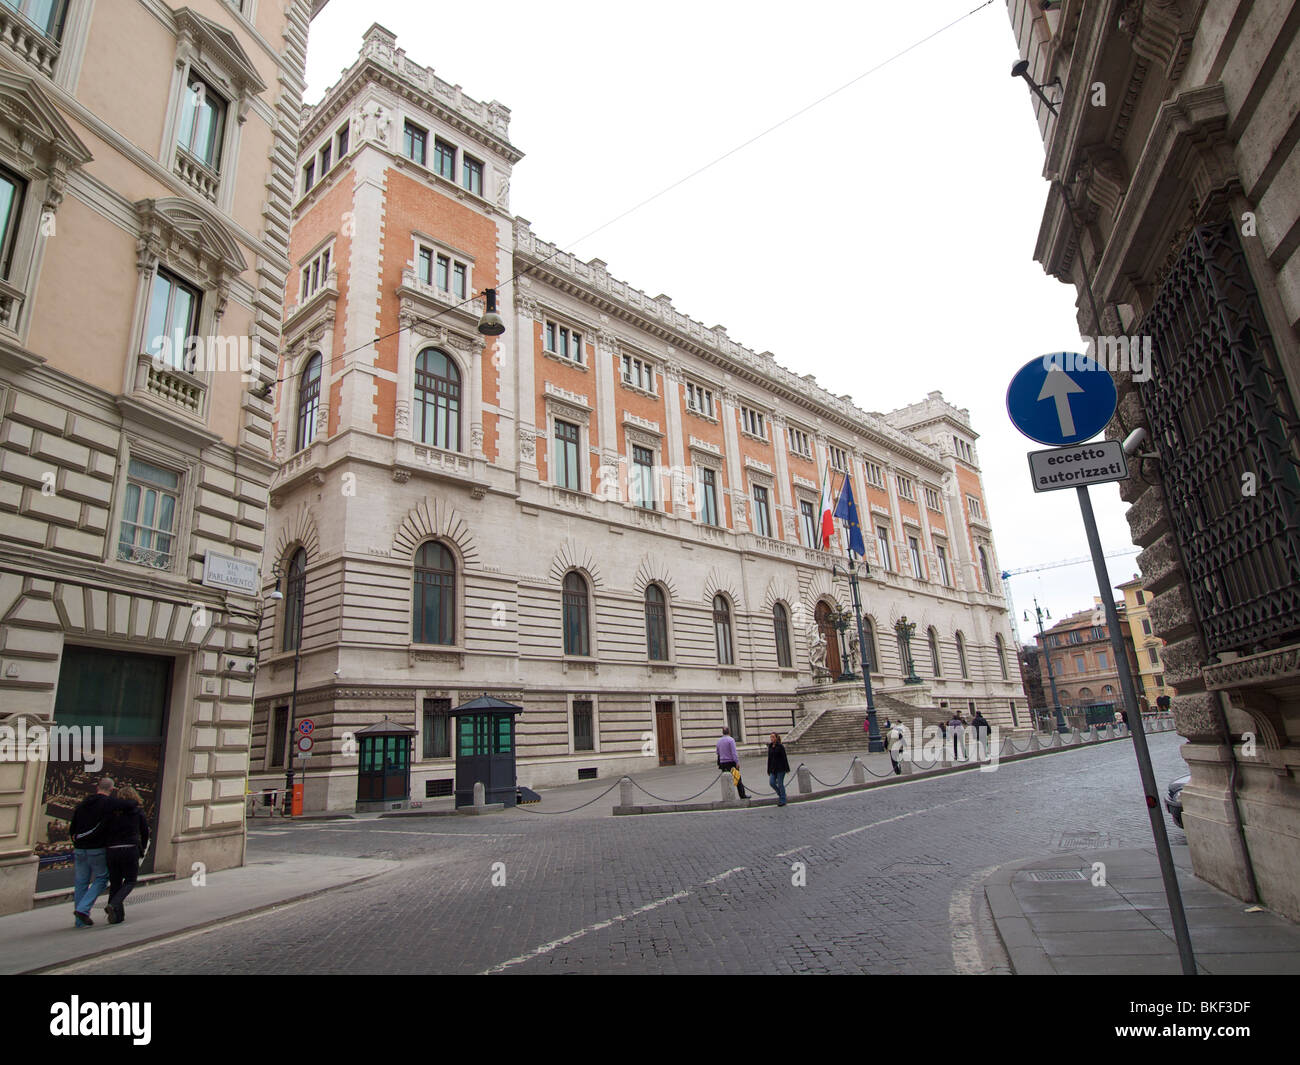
(819, 463), (836, 549)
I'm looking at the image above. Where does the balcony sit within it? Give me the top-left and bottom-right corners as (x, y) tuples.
(0, 276), (24, 332)
(0, 7), (60, 78)
(134, 353), (205, 415)
(174, 147), (219, 203)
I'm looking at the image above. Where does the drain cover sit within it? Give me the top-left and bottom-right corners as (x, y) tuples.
(1028, 869), (1088, 882)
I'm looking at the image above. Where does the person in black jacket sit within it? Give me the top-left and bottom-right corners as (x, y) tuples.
(767, 733), (791, 807)
(103, 785), (150, 925)
(69, 778), (135, 928)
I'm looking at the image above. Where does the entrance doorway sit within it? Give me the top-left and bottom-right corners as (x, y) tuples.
(654, 701), (676, 766)
(37, 645), (172, 891)
(815, 601), (842, 677)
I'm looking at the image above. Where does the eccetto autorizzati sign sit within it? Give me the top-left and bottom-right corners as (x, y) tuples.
(1026, 440), (1130, 493)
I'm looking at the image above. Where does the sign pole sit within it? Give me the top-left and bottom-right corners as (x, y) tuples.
(1076, 484), (1196, 975)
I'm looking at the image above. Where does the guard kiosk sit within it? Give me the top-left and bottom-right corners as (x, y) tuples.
(355, 718), (416, 811)
(450, 695), (522, 808)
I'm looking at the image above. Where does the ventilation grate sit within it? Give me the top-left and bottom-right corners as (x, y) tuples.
(425, 778), (453, 798)
(1028, 869), (1088, 882)
(577, 767), (598, 780)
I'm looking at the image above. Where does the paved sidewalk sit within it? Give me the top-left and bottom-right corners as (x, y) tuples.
(984, 846), (1300, 975)
(1, 854), (398, 975)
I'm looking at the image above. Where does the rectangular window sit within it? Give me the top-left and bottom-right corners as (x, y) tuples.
(740, 406), (766, 439)
(6, 0), (67, 38)
(1148, 647), (1160, 665)
(725, 700), (742, 742)
(433, 138), (456, 180)
(864, 461), (885, 489)
(418, 246), (434, 285)
(436, 254), (450, 291)
(422, 698), (451, 759)
(800, 500), (818, 547)
(908, 536), (924, 579)
(573, 700), (594, 752)
(967, 495), (984, 520)
(403, 121), (427, 165)
(752, 484), (771, 538)
(621, 354), (656, 393)
(1154, 674), (1164, 688)
(897, 475), (915, 501)
(936, 544), (950, 586)
(463, 155), (483, 196)
(0, 167), (25, 278)
(544, 320), (583, 363)
(1098, 650), (1108, 669)
(299, 246), (332, 302)
(452, 262), (466, 299)
(787, 427), (812, 459)
(1136, 590), (1146, 605)
(632, 445), (655, 510)
(876, 526), (892, 571)
(177, 73), (226, 170)
(1141, 618), (1152, 635)
(117, 458), (179, 570)
(143, 269), (201, 371)
(319, 143), (331, 173)
(271, 706), (289, 768)
(336, 123), (349, 158)
(924, 486), (943, 512)
(555, 419), (581, 491)
(685, 382), (715, 418)
(1074, 654), (1086, 672)
(954, 437), (973, 462)
(829, 445), (849, 472)
(302, 160), (314, 193)
(700, 468), (719, 526)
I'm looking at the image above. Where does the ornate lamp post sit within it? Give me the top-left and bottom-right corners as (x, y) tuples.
(826, 604), (855, 681)
(894, 616), (921, 684)
(1027, 598), (1067, 733)
(833, 557), (882, 753)
(270, 559), (303, 814)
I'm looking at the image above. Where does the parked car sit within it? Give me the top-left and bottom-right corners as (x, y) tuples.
(1166, 774), (1190, 829)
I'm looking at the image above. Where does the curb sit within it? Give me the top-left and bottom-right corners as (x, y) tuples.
(981, 857), (1058, 976)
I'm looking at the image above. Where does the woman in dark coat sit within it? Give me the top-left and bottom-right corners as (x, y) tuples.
(104, 785), (149, 924)
(767, 733), (791, 807)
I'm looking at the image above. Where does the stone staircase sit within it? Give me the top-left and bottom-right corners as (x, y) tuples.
(786, 691), (954, 754)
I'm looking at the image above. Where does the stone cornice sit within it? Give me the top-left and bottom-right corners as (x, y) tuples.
(1203, 644), (1300, 693)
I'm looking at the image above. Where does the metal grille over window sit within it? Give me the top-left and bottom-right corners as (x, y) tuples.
(1138, 220), (1300, 654)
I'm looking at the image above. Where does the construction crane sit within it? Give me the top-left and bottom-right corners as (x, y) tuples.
(1001, 549), (1141, 642)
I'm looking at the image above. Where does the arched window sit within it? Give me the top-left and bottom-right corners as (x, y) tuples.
(773, 602), (792, 668)
(563, 572), (589, 656)
(1079, 686), (1094, 703)
(414, 348), (461, 451)
(413, 541), (455, 645)
(1059, 690), (1073, 707)
(644, 584), (668, 661)
(928, 627), (941, 677)
(995, 634), (1009, 680)
(956, 631), (969, 679)
(861, 617), (877, 673)
(713, 595), (733, 666)
(282, 547), (306, 652)
(1103, 685), (1114, 697)
(295, 353), (321, 452)
(978, 546), (993, 592)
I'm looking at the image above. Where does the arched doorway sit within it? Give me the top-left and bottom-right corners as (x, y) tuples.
(814, 600), (842, 677)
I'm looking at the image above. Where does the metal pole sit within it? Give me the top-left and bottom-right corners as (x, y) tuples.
(846, 552), (883, 753)
(1035, 599), (1068, 732)
(284, 640), (300, 816)
(1077, 485), (1196, 975)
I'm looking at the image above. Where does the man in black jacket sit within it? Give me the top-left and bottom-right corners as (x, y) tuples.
(69, 777), (134, 928)
(767, 733), (791, 807)
(104, 785), (150, 924)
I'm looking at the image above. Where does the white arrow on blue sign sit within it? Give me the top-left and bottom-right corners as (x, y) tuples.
(1006, 353), (1118, 447)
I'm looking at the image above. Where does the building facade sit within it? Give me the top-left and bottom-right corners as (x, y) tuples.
(254, 25), (1027, 813)
(1007, 1), (1300, 918)
(1117, 574), (1171, 712)
(1030, 599), (1140, 724)
(0, 0), (326, 915)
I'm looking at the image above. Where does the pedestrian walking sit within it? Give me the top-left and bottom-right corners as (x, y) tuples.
(948, 712), (965, 760)
(885, 719), (904, 775)
(104, 785), (150, 925)
(767, 733), (790, 806)
(68, 777), (133, 928)
(716, 727), (748, 799)
(971, 710), (990, 758)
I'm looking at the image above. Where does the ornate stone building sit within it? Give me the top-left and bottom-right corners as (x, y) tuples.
(256, 25), (1025, 813)
(1007, 1), (1300, 919)
(0, 0), (327, 915)
(1029, 599), (1141, 725)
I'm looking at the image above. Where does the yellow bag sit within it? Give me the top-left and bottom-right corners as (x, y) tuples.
(730, 767), (742, 787)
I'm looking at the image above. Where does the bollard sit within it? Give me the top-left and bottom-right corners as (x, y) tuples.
(851, 756), (866, 785)
(899, 754), (912, 776)
(797, 765), (812, 795)
(472, 780), (486, 807)
(619, 777), (634, 808)
(1028, 732), (1040, 751)
(720, 772), (736, 803)
(1001, 736), (1015, 759)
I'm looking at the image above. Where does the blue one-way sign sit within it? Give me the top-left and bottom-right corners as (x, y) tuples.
(1006, 353), (1118, 446)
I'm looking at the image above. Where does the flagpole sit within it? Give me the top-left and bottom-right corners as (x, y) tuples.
(831, 472), (882, 753)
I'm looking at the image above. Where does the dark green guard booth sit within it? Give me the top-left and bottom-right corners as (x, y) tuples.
(355, 718), (416, 811)
(450, 696), (522, 808)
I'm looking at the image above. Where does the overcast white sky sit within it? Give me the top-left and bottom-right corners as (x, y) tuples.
(305, 0), (1142, 644)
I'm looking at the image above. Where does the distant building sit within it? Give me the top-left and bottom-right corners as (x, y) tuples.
(1116, 575), (1171, 713)
(1030, 600), (1139, 725)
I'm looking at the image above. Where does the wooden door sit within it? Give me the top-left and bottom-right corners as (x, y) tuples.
(654, 701), (676, 766)
(815, 601), (842, 677)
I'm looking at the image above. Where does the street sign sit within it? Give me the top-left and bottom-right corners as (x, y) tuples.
(299, 719), (314, 735)
(1028, 440), (1129, 493)
(1006, 354), (1118, 446)
(296, 735), (313, 753)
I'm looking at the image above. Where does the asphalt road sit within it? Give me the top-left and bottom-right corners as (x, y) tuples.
(52, 732), (1190, 974)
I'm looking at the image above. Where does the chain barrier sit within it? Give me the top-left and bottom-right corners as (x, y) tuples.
(630, 774), (728, 804)
(513, 777), (625, 815)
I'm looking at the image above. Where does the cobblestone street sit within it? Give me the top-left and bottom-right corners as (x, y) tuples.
(50, 733), (1191, 975)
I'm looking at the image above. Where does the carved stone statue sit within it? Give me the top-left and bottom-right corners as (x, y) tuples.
(845, 631), (860, 677)
(808, 625), (829, 677)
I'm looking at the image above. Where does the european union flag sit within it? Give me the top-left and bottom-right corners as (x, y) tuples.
(832, 475), (866, 558)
